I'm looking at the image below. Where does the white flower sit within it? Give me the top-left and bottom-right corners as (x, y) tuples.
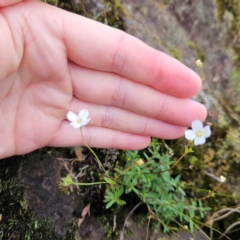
(220, 175), (226, 183)
(195, 59), (203, 67)
(67, 109), (91, 128)
(185, 120), (211, 146)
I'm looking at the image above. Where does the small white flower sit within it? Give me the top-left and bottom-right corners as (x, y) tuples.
(220, 175), (226, 183)
(195, 59), (203, 67)
(67, 109), (91, 129)
(185, 120), (211, 146)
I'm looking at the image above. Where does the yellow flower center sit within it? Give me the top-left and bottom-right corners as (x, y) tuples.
(196, 130), (203, 138)
(77, 118), (82, 124)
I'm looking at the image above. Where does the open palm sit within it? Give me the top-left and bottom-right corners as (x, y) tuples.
(0, 0), (206, 159)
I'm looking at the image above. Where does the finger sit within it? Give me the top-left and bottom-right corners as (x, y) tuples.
(68, 98), (187, 139)
(51, 124), (151, 150)
(30, 1), (202, 98)
(69, 63), (207, 126)
(0, 0), (22, 7)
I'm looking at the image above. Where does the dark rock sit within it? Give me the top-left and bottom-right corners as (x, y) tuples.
(19, 152), (80, 237)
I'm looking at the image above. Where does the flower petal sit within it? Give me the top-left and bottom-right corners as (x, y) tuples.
(191, 120), (203, 131)
(81, 118), (91, 127)
(194, 137), (206, 146)
(220, 175), (226, 183)
(78, 109), (89, 119)
(203, 126), (211, 138)
(67, 111), (78, 122)
(185, 130), (196, 140)
(70, 122), (81, 128)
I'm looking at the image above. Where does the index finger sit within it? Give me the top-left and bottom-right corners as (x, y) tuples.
(43, 1), (202, 98)
(59, 10), (201, 98)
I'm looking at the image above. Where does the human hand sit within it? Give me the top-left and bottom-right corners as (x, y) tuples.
(0, 0), (206, 159)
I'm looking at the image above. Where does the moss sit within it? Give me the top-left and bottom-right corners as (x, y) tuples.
(152, 35), (182, 60)
(158, 1), (165, 10)
(0, 157), (77, 240)
(216, 0), (240, 67)
(169, 120), (240, 237)
(45, 0), (58, 6)
(227, 68), (240, 98)
(45, 0), (127, 29)
(153, 34), (167, 47)
(100, 0), (127, 30)
(103, 0), (127, 16)
(169, 46), (182, 60)
(188, 41), (206, 62)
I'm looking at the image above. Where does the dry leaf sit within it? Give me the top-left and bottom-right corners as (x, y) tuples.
(78, 218), (84, 227)
(74, 146), (82, 160)
(78, 204), (91, 227)
(81, 203), (90, 218)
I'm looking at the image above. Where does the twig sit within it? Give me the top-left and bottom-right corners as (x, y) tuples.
(208, 206), (240, 239)
(75, 165), (89, 179)
(220, 221), (240, 239)
(113, 214), (117, 232)
(120, 202), (143, 240)
(146, 217), (151, 240)
(147, 205), (186, 240)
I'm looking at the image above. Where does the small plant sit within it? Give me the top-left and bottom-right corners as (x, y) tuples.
(59, 108), (222, 238)
(103, 138), (207, 233)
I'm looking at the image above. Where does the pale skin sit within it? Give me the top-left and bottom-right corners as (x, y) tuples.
(0, 0), (207, 159)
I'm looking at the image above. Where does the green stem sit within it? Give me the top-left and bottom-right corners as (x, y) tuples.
(160, 142), (193, 173)
(114, 163), (138, 180)
(80, 127), (106, 174)
(72, 181), (107, 186)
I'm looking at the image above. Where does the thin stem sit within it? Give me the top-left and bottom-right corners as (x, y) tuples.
(72, 181), (107, 186)
(120, 202), (143, 240)
(80, 127), (106, 174)
(146, 216), (151, 240)
(147, 205), (186, 240)
(168, 151), (187, 171)
(114, 163), (138, 180)
(221, 221), (240, 239)
(160, 142), (193, 173)
(197, 182), (224, 201)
